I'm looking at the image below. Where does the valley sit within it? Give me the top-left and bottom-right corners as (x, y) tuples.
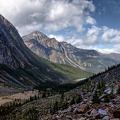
(0, 14), (91, 88)
(0, 64), (120, 119)
(0, 0), (120, 119)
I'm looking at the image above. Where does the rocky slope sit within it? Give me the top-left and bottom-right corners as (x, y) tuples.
(0, 14), (29, 68)
(23, 31), (119, 73)
(0, 14), (91, 88)
(48, 64), (120, 120)
(1, 64), (120, 120)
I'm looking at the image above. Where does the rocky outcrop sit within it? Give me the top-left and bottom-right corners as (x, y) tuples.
(49, 97), (120, 120)
(49, 84), (120, 120)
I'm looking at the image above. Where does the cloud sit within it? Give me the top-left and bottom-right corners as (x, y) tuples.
(86, 16), (96, 25)
(91, 44), (120, 54)
(102, 26), (120, 43)
(72, 25), (120, 47)
(48, 34), (65, 42)
(71, 26), (100, 47)
(62, 25), (120, 54)
(92, 47), (114, 54)
(85, 26), (100, 45)
(1, 0), (120, 54)
(113, 44), (120, 53)
(0, 0), (95, 35)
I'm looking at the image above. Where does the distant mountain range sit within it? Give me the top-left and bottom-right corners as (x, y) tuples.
(0, 14), (91, 88)
(23, 31), (120, 73)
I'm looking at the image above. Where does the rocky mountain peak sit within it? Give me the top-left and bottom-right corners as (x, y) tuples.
(32, 30), (47, 38)
(23, 30), (59, 49)
(23, 30), (48, 42)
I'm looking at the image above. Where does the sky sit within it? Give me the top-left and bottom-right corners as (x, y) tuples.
(0, 0), (120, 54)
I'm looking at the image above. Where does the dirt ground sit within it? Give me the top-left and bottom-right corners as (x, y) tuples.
(0, 90), (39, 106)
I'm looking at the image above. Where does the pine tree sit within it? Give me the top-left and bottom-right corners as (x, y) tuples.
(61, 90), (64, 100)
(30, 96), (34, 101)
(34, 95), (37, 100)
(42, 92), (46, 98)
(76, 95), (82, 103)
(117, 86), (120, 94)
(92, 92), (101, 104)
(104, 94), (110, 102)
(53, 101), (59, 113)
(97, 81), (101, 89)
(70, 97), (75, 105)
(61, 102), (68, 110)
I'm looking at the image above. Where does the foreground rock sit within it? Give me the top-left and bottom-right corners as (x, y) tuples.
(49, 94), (120, 120)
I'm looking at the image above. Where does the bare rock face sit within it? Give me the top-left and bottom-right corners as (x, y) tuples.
(0, 14), (29, 68)
(23, 31), (120, 73)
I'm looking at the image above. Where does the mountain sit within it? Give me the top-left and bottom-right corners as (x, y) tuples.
(100, 53), (120, 62)
(0, 16), (119, 117)
(0, 14), (91, 88)
(23, 31), (119, 73)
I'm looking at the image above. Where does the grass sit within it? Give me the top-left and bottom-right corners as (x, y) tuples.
(49, 62), (92, 81)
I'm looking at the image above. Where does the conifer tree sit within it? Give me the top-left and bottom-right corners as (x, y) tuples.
(92, 92), (101, 104)
(117, 86), (120, 94)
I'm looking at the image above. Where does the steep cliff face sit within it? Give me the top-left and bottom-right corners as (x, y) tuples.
(23, 31), (119, 73)
(0, 14), (91, 88)
(0, 14), (29, 68)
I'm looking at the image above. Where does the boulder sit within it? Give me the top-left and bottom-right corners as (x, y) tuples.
(59, 114), (64, 119)
(80, 117), (86, 120)
(98, 109), (107, 115)
(113, 110), (120, 118)
(95, 114), (104, 119)
(90, 109), (97, 115)
(66, 115), (72, 120)
(76, 104), (89, 114)
(102, 116), (110, 120)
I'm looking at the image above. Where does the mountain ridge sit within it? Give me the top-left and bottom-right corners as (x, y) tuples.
(23, 31), (120, 73)
(0, 14), (91, 88)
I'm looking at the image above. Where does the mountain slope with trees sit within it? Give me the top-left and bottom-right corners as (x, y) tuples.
(0, 14), (91, 88)
(0, 64), (120, 119)
(23, 31), (120, 73)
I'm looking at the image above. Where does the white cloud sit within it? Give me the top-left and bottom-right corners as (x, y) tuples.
(48, 34), (65, 42)
(69, 38), (84, 47)
(93, 48), (114, 54)
(64, 26), (100, 48)
(113, 44), (120, 53)
(0, 0), (95, 35)
(47, 24), (120, 54)
(86, 16), (96, 25)
(102, 26), (120, 43)
(91, 44), (120, 54)
(17, 24), (42, 36)
(71, 26), (100, 47)
(1, 0), (120, 54)
(85, 26), (100, 45)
